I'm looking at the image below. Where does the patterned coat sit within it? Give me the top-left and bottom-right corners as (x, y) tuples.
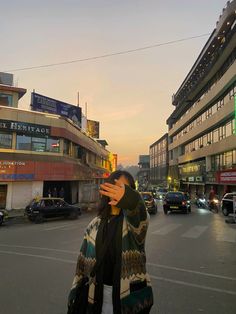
(71, 185), (153, 314)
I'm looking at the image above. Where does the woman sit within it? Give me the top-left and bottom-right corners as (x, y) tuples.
(69, 170), (153, 313)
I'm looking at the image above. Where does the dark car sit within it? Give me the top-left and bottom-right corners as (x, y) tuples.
(25, 197), (81, 223)
(221, 192), (236, 216)
(140, 192), (157, 214)
(163, 192), (191, 214)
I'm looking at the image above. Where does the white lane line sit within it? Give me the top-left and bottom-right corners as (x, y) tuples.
(44, 223), (75, 231)
(150, 275), (236, 296)
(44, 220), (88, 231)
(0, 249), (76, 264)
(1, 249), (235, 296)
(0, 244), (78, 254)
(147, 263), (236, 281)
(152, 223), (182, 235)
(216, 229), (236, 243)
(181, 226), (208, 239)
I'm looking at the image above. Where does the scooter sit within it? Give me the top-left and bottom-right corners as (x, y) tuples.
(0, 210), (8, 226)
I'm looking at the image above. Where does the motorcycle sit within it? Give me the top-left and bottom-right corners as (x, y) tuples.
(196, 196), (208, 209)
(208, 197), (220, 213)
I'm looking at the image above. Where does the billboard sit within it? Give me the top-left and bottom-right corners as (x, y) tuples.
(31, 92), (81, 127)
(87, 119), (100, 138)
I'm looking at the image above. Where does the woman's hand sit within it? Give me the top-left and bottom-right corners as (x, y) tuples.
(99, 180), (125, 206)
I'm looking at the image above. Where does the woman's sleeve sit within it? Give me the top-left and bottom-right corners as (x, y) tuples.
(116, 185), (149, 245)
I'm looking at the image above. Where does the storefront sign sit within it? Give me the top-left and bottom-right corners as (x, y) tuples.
(87, 119), (100, 138)
(31, 92), (82, 127)
(218, 170), (236, 184)
(0, 120), (51, 136)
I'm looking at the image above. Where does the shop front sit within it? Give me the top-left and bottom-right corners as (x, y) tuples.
(179, 160), (206, 197)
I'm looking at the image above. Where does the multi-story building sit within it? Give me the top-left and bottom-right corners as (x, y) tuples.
(0, 74), (115, 210)
(150, 133), (168, 187)
(137, 155), (150, 190)
(167, 0), (236, 198)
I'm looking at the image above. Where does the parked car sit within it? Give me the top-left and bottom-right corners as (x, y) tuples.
(163, 192), (191, 214)
(140, 192), (157, 214)
(0, 209), (8, 226)
(221, 192), (236, 216)
(156, 188), (168, 200)
(25, 197), (81, 223)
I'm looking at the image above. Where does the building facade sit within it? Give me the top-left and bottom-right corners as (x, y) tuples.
(150, 133), (168, 187)
(167, 1), (236, 198)
(0, 78), (115, 210)
(137, 155), (150, 191)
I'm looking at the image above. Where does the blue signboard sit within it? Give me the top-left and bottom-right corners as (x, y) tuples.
(31, 92), (81, 127)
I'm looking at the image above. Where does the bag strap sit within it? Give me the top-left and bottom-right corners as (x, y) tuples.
(90, 216), (119, 278)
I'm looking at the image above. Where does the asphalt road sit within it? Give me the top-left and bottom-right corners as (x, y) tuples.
(0, 202), (236, 314)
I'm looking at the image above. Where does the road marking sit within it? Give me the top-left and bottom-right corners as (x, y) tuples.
(147, 263), (236, 281)
(0, 249), (77, 264)
(44, 223), (75, 231)
(181, 226), (208, 239)
(1, 249), (235, 296)
(216, 228), (236, 243)
(0, 244), (78, 254)
(152, 223), (182, 235)
(150, 275), (236, 296)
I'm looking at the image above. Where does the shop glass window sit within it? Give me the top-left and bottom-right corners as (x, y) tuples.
(224, 151), (233, 167)
(0, 93), (13, 107)
(32, 137), (46, 152)
(47, 138), (60, 153)
(0, 132), (12, 148)
(233, 150), (236, 165)
(16, 135), (31, 150)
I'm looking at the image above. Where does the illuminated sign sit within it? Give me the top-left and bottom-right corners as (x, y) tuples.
(0, 120), (51, 136)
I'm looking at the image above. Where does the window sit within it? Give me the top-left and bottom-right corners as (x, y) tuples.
(0, 132), (12, 148)
(32, 137), (46, 152)
(16, 135), (31, 150)
(63, 140), (70, 155)
(226, 121), (233, 137)
(212, 129), (219, 143)
(219, 125), (226, 140)
(196, 116), (202, 126)
(206, 107), (212, 119)
(47, 138), (60, 153)
(0, 93), (13, 107)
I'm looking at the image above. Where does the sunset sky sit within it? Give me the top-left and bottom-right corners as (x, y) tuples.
(1, 0), (229, 165)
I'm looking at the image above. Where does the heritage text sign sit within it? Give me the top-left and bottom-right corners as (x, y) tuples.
(0, 120), (51, 136)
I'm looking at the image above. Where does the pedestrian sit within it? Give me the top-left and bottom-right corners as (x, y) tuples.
(48, 189), (51, 198)
(59, 187), (65, 199)
(67, 170), (153, 314)
(52, 187), (57, 197)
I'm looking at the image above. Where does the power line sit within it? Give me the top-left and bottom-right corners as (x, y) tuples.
(4, 33), (210, 72)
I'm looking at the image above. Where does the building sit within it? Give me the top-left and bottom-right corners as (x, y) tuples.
(150, 133), (168, 187)
(137, 155), (150, 190)
(166, 0), (236, 198)
(0, 74), (116, 210)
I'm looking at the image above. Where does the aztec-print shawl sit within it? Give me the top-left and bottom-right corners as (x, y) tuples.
(71, 185), (154, 314)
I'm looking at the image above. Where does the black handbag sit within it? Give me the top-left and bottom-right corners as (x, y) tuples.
(67, 217), (117, 314)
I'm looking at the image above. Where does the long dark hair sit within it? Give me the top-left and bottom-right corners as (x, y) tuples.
(97, 170), (135, 218)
